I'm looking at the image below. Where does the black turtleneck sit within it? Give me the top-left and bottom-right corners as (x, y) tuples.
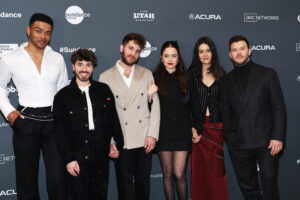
(233, 59), (253, 91)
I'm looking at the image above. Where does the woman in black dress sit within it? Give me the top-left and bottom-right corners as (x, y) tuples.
(152, 41), (192, 200)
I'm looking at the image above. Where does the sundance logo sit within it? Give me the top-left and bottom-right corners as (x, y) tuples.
(65, 5), (90, 25)
(59, 47), (96, 53)
(0, 12), (22, 18)
(296, 43), (300, 52)
(298, 15), (300, 22)
(0, 154), (15, 165)
(140, 41), (157, 58)
(0, 44), (18, 57)
(189, 14), (222, 20)
(0, 189), (17, 196)
(297, 159), (300, 164)
(244, 13), (279, 22)
(251, 45), (276, 51)
(133, 10), (155, 22)
(297, 76), (300, 82)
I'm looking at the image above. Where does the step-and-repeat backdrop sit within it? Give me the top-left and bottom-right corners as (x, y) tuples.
(1, 0), (299, 199)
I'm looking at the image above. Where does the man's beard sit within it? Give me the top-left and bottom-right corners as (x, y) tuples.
(75, 71), (92, 82)
(121, 52), (139, 66)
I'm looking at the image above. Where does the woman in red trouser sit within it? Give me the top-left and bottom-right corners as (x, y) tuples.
(188, 37), (228, 200)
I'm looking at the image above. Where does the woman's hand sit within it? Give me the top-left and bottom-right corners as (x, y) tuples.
(147, 81), (158, 103)
(192, 127), (202, 143)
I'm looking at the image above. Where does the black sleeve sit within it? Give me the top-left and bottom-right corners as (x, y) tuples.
(220, 77), (232, 137)
(267, 70), (287, 142)
(53, 93), (76, 165)
(188, 72), (203, 135)
(148, 72), (157, 112)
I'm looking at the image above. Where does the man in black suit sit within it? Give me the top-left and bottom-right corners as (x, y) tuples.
(222, 35), (286, 200)
(53, 49), (124, 200)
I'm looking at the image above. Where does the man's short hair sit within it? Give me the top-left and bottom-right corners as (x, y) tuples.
(71, 48), (98, 67)
(122, 33), (146, 49)
(229, 35), (250, 50)
(29, 13), (54, 29)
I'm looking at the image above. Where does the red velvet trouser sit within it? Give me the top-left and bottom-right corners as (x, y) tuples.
(190, 117), (228, 200)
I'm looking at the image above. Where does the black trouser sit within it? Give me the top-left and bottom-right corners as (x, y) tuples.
(70, 159), (109, 200)
(228, 146), (280, 200)
(115, 147), (152, 200)
(69, 129), (109, 200)
(12, 106), (67, 200)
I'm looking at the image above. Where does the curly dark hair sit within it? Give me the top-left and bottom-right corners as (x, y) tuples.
(71, 48), (97, 67)
(122, 33), (146, 49)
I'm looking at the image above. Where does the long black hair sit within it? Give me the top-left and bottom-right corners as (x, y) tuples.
(155, 41), (187, 95)
(188, 37), (226, 84)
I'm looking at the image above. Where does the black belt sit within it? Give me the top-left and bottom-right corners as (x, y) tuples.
(18, 105), (53, 121)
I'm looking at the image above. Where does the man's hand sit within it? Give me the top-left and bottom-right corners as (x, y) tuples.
(7, 110), (24, 125)
(109, 143), (120, 158)
(144, 136), (156, 153)
(192, 127), (201, 144)
(147, 81), (158, 103)
(268, 139), (283, 156)
(66, 161), (80, 177)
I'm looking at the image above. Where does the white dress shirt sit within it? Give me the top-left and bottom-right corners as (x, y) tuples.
(0, 42), (69, 119)
(78, 85), (95, 130)
(116, 60), (135, 88)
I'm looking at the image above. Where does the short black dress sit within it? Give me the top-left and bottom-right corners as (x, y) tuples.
(154, 73), (192, 152)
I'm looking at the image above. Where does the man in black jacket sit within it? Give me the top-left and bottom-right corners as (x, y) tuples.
(53, 49), (124, 200)
(222, 35), (286, 200)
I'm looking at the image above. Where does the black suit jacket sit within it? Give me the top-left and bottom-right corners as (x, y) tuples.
(53, 77), (124, 165)
(221, 61), (286, 149)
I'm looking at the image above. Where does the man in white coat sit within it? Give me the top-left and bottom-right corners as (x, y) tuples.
(99, 33), (160, 200)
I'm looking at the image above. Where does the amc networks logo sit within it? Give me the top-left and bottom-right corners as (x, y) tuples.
(244, 13), (279, 22)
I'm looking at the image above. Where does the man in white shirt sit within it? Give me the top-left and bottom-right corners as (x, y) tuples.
(0, 13), (69, 200)
(99, 33), (160, 200)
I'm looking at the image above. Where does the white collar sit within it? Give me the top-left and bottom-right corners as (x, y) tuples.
(116, 60), (135, 74)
